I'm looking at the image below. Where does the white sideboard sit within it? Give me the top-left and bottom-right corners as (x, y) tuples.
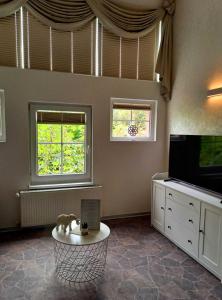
(152, 179), (222, 281)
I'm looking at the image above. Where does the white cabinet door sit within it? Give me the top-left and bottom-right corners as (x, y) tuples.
(152, 183), (165, 233)
(199, 203), (222, 276)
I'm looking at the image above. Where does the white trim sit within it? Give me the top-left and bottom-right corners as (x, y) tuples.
(71, 32), (74, 73)
(29, 102), (92, 186)
(20, 7), (25, 69)
(49, 27), (53, 71)
(27, 183), (100, 192)
(155, 21), (162, 82)
(136, 37), (140, 80)
(119, 37), (122, 78)
(0, 90), (6, 142)
(110, 97), (157, 142)
(95, 18), (99, 76)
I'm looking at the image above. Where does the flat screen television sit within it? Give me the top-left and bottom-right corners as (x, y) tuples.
(169, 135), (222, 196)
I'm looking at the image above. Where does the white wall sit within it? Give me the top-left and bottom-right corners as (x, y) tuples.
(0, 67), (166, 228)
(169, 0), (222, 135)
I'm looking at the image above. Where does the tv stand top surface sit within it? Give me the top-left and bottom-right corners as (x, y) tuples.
(153, 179), (222, 209)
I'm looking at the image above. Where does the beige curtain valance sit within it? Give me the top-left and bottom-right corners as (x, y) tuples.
(25, 0), (95, 31)
(86, 0), (165, 39)
(0, 0), (176, 100)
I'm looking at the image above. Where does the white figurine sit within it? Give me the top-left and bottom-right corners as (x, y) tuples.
(56, 213), (77, 232)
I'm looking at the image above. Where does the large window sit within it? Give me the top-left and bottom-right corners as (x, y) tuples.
(110, 98), (157, 142)
(0, 8), (160, 81)
(30, 103), (92, 187)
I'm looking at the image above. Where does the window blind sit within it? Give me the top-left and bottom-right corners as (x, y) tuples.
(113, 103), (151, 110)
(73, 22), (94, 75)
(51, 29), (71, 72)
(101, 26), (120, 77)
(26, 11), (50, 70)
(138, 27), (157, 80)
(0, 8), (158, 81)
(121, 37), (138, 79)
(0, 14), (18, 67)
(100, 24), (157, 80)
(37, 111), (86, 124)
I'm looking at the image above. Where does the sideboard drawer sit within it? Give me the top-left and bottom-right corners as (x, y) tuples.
(166, 188), (200, 215)
(166, 197), (199, 233)
(165, 216), (199, 258)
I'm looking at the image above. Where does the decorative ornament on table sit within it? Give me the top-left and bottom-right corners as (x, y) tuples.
(56, 213), (79, 233)
(81, 222), (88, 236)
(128, 124), (138, 136)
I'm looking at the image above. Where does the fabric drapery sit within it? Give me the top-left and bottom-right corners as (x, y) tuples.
(25, 0), (164, 37)
(156, 0), (175, 101)
(26, 0), (95, 31)
(86, 0), (164, 39)
(0, 0), (175, 100)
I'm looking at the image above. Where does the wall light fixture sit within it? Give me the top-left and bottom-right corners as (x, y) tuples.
(207, 87), (222, 97)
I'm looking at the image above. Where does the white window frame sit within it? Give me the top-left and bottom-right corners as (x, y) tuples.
(29, 102), (92, 188)
(110, 98), (157, 142)
(0, 89), (6, 142)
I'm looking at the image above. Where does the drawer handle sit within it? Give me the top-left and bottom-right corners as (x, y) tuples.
(188, 219), (193, 223)
(167, 225), (171, 230)
(189, 202), (194, 206)
(161, 206), (164, 210)
(199, 229), (205, 234)
(220, 200), (222, 204)
(168, 207), (172, 211)
(169, 193), (172, 197)
(188, 240), (192, 244)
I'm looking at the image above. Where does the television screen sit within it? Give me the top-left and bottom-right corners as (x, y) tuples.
(169, 135), (222, 195)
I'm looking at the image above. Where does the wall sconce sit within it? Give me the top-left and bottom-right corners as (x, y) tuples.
(207, 87), (222, 97)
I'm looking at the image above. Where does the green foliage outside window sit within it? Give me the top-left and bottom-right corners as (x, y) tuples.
(112, 109), (150, 137)
(37, 124), (85, 175)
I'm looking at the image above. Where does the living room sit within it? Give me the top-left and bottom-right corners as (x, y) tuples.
(0, 0), (222, 299)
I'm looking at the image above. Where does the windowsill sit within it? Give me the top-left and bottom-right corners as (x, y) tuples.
(110, 138), (156, 142)
(26, 182), (102, 193)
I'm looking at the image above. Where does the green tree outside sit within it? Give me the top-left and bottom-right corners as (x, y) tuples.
(37, 123), (85, 175)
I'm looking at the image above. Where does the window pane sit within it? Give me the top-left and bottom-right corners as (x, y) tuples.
(63, 124), (85, 143)
(113, 109), (131, 121)
(37, 124), (61, 143)
(132, 110), (150, 122)
(63, 144), (85, 174)
(38, 144), (61, 175)
(135, 121), (150, 137)
(112, 121), (130, 137)
(112, 120), (150, 138)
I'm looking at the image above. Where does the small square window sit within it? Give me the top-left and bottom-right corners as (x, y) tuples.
(29, 103), (92, 188)
(110, 98), (157, 142)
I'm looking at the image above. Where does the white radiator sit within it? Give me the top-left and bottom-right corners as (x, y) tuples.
(19, 186), (103, 227)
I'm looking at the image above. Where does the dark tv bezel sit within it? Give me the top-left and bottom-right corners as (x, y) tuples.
(169, 134), (222, 199)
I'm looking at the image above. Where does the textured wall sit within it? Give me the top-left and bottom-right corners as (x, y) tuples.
(169, 0), (222, 135)
(0, 67), (166, 228)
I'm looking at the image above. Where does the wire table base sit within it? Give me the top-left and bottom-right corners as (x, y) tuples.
(54, 238), (109, 283)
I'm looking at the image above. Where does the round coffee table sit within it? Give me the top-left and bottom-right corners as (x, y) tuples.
(52, 222), (110, 283)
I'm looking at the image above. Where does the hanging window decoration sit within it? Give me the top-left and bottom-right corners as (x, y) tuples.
(128, 124), (138, 136)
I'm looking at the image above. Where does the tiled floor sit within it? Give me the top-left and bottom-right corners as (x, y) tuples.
(0, 216), (222, 300)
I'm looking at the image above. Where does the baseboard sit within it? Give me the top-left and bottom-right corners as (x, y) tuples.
(101, 212), (150, 221)
(0, 212), (151, 233)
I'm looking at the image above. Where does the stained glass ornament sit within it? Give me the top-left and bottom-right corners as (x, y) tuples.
(128, 124), (138, 136)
